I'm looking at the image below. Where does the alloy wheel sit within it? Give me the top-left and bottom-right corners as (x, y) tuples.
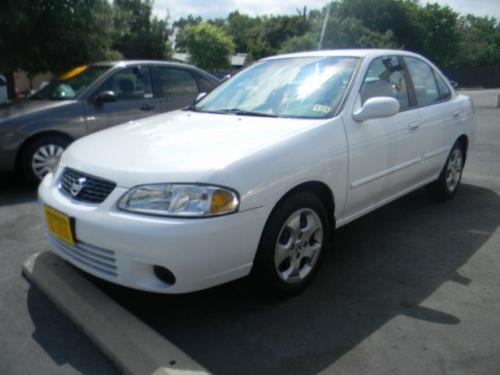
(274, 208), (323, 283)
(445, 148), (463, 192)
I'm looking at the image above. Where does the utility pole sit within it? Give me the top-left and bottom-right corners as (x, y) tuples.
(319, 2), (332, 50)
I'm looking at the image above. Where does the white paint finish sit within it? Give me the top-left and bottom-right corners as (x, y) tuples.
(38, 49), (476, 293)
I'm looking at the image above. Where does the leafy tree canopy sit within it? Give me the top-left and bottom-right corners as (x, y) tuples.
(182, 22), (235, 71)
(113, 0), (173, 60)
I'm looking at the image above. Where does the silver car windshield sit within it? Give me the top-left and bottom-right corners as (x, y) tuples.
(194, 56), (359, 119)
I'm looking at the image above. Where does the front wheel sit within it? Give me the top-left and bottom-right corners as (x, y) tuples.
(252, 192), (330, 294)
(426, 141), (465, 201)
(19, 135), (70, 185)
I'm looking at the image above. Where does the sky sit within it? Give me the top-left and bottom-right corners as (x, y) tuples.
(152, 0), (500, 22)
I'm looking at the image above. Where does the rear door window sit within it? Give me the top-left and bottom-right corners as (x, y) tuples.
(434, 73), (451, 101)
(197, 77), (216, 93)
(156, 67), (199, 97)
(404, 57), (440, 106)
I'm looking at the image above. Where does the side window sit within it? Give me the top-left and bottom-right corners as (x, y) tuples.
(97, 66), (153, 101)
(156, 67), (199, 97)
(198, 77), (215, 93)
(434, 72), (451, 100)
(404, 57), (439, 106)
(360, 56), (409, 110)
(0, 76), (6, 87)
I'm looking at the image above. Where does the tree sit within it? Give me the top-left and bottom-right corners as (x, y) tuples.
(113, 0), (173, 59)
(248, 36), (275, 61)
(414, 3), (460, 68)
(336, 0), (421, 50)
(183, 23), (235, 71)
(456, 15), (500, 68)
(0, 0), (117, 99)
(279, 33), (318, 53)
(173, 15), (202, 52)
(226, 11), (262, 53)
(321, 16), (398, 49)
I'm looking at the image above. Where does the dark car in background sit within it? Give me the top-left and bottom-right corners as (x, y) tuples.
(0, 61), (219, 183)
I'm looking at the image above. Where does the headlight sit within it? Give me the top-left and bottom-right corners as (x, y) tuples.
(118, 184), (239, 217)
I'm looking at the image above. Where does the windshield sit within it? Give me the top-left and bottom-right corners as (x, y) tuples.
(31, 65), (112, 100)
(194, 56), (359, 119)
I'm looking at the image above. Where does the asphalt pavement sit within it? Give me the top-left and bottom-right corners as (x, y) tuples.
(0, 176), (118, 375)
(1, 106), (499, 375)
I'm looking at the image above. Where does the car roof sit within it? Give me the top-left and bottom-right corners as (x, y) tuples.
(90, 60), (220, 82)
(92, 60), (199, 69)
(263, 49), (426, 61)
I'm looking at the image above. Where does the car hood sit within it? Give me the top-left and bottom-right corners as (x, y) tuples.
(0, 99), (72, 122)
(62, 110), (323, 187)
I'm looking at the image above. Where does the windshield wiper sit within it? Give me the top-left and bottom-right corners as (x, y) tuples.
(184, 106), (279, 118)
(217, 108), (279, 118)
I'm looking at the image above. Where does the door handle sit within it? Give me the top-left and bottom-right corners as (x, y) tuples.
(140, 104), (155, 111)
(408, 121), (420, 131)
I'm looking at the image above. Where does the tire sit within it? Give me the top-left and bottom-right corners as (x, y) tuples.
(426, 141), (466, 201)
(252, 192), (330, 295)
(19, 135), (70, 185)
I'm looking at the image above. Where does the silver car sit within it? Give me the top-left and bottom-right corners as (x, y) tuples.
(0, 61), (219, 183)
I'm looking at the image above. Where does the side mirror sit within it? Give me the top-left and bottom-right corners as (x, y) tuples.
(353, 97), (400, 122)
(196, 92), (207, 102)
(95, 90), (116, 104)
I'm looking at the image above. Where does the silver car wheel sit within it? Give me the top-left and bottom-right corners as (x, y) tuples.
(31, 144), (64, 180)
(274, 208), (323, 283)
(445, 148), (463, 192)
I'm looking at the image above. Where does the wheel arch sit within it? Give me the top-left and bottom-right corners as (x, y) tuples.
(15, 130), (74, 169)
(456, 134), (469, 157)
(267, 181), (336, 240)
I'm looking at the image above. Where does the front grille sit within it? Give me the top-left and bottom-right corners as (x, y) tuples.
(48, 234), (118, 278)
(59, 168), (116, 204)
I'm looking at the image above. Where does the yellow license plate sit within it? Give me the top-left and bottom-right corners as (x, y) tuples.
(44, 206), (75, 246)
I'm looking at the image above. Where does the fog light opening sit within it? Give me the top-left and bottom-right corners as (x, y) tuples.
(153, 266), (176, 285)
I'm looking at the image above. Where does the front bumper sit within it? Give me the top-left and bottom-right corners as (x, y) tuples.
(38, 173), (267, 293)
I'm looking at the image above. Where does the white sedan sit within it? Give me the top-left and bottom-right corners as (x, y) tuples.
(39, 49), (475, 294)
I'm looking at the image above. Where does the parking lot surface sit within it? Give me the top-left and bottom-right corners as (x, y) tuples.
(1, 107), (500, 375)
(0, 181), (118, 375)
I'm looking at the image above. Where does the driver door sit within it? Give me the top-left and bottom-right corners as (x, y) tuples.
(343, 55), (424, 219)
(84, 66), (161, 134)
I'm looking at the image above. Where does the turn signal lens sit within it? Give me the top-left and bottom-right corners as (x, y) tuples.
(210, 189), (239, 215)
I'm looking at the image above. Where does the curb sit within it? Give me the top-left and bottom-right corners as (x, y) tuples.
(22, 251), (211, 375)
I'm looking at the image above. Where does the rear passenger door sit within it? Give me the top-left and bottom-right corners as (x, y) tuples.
(403, 57), (457, 179)
(154, 67), (200, 112)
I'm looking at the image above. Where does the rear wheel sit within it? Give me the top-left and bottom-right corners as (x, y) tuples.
(252, 192), (330, 294)
(19, 135), (70, 185)
(426, 141), (465, 201)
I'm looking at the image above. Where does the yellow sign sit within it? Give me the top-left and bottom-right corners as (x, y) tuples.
(44, 206), (75, 245)
(58, 65), (88, 81)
